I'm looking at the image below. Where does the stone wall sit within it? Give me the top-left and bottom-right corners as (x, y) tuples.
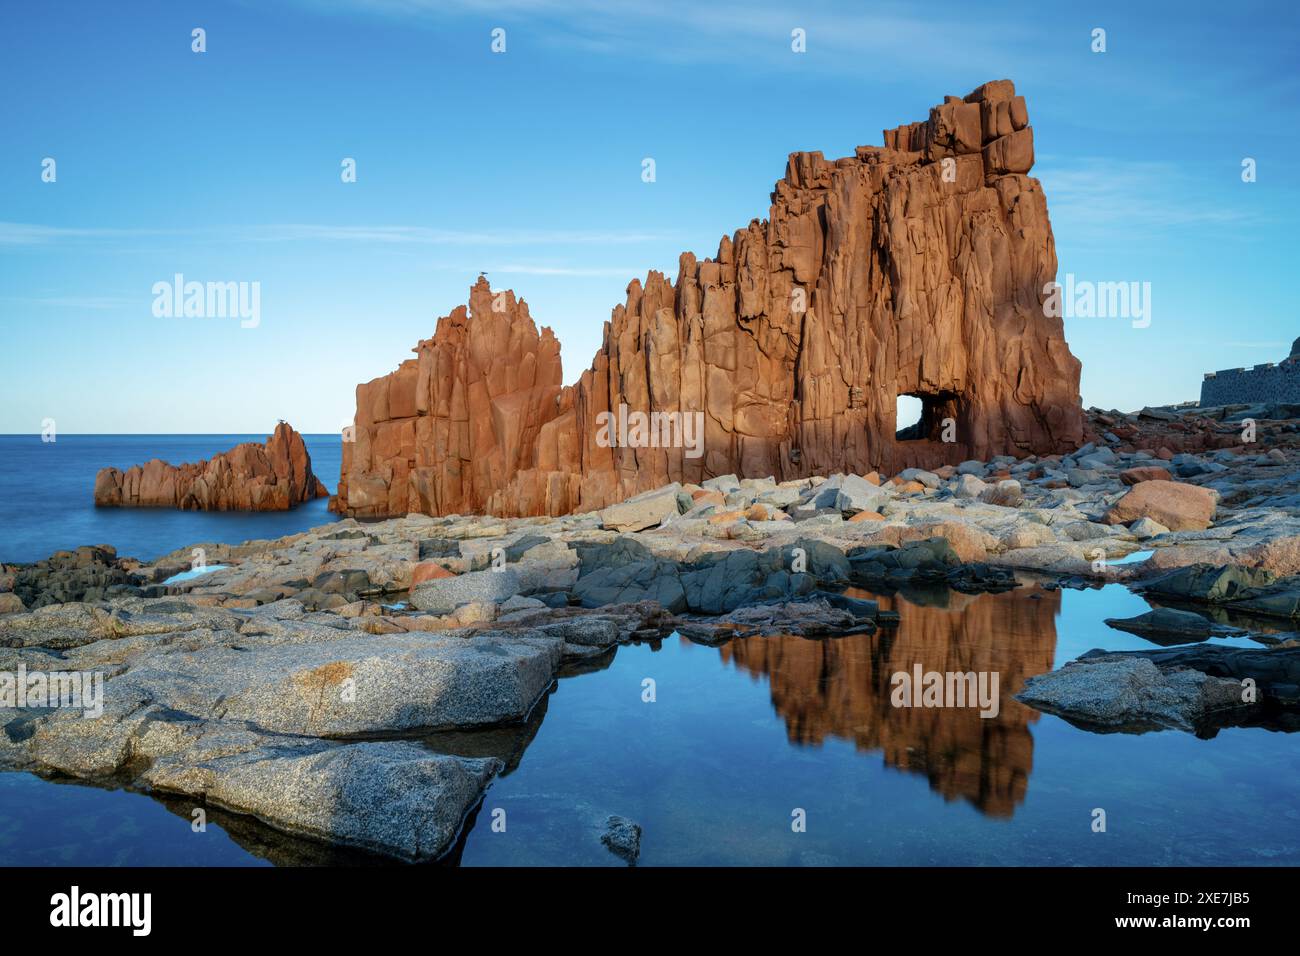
(1201, 359), (1300, 406)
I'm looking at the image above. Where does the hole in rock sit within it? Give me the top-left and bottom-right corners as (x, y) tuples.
(895, 391), (960, 442)
(895, 394), (925, 440)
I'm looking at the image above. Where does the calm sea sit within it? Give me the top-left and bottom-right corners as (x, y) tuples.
(0, 434), (342, 564)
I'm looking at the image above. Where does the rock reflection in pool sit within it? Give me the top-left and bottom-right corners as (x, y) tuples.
(718, 585), (1059, 817)
(4, 581), (1299, 866)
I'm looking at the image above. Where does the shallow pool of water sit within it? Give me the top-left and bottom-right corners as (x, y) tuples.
(3, 581), (1297, 866)
(160, 565), (231, 585)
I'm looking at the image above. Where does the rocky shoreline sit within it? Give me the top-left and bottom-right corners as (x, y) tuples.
(5, 402), (1300, 861)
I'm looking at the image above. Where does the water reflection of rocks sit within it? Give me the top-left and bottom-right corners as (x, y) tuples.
(717, 584), (1060, 818)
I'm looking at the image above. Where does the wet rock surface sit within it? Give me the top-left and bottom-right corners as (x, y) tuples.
(600, 815), (642, 865)
(140, 733), (502, 863)
(1103, 607), (1244, 645)
(1015, 657), (1250, 733)
(1079, 644), (1300, 707)
(1139, 564), (1300, 620)
(674, 593), (884, 643)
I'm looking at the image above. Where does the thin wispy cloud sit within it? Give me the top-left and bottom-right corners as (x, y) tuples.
(0, 296), (132, 309)
(243, 225), (675, 245)
(476, 263), (660, 277)
(0, 222), (675, 248)
(0, 223), (179, 245)
(1037, 157), (1259, 244)
(271, 0), (1040, 77)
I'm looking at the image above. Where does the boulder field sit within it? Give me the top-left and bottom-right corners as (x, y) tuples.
(332, 78), (1085, 520)
(93, 422), (328, 511)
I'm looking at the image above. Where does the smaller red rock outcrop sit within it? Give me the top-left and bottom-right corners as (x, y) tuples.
(94, 422), (328, 511)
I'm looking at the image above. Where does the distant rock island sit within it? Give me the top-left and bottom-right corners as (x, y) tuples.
(332, 79), (1084, 520)
(94, 422), (327, 511)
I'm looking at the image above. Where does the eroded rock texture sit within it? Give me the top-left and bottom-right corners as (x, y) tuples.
(334, 79), (1083, 519)
(94, 422), (328, 511)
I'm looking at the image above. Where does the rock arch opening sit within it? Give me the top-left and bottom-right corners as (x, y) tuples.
(895, 391), (961, 443)
(895, 395), (924, 439)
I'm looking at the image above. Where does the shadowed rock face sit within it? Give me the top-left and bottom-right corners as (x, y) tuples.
(94, 422), (328, 511)
(334, 78), (1084, 519)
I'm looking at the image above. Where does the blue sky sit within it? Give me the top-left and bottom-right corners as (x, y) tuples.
(2, 0), (1296, 433)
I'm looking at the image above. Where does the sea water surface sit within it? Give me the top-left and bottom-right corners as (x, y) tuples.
(3, 581), (1298, 866)
(0, 434), (342, 564)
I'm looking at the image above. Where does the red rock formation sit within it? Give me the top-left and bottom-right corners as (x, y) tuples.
(334, 79), (1084, 519)
(94, 422), (328, 511)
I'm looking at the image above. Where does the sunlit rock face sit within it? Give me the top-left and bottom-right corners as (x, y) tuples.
(718, 585), (1060, 818)
(94, 423), (327, 512)
(333, 79), (1083, 519)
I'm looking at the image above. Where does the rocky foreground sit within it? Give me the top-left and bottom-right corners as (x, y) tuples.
(5, 403), (1300, 861)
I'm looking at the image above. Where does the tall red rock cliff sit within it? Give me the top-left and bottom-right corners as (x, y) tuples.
(95, 422), (328, 511)
(334, 79), (1084, 519)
